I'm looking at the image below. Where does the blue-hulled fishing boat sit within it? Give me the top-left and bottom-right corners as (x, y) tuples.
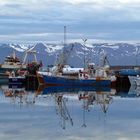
(40, 64), (113, 87)
(39, 27), (115, 87)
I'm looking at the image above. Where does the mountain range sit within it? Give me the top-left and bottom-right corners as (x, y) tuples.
(0, 42), (140, 67)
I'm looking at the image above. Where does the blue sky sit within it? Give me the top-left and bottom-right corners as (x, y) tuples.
(0, 0), (140, 43)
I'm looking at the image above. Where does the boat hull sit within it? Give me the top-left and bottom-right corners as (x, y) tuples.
(43, 75), (111, 86)
(119, 69), (140, 76)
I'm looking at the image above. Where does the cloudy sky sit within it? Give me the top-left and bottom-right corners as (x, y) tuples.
(0, 0), (140, 43)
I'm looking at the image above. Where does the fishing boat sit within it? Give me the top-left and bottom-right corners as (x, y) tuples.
(0, 51), (26, 84)
(41, 63), (113, 86)
(39, 27), (115, 87)
(38, 64), (116, 87)
(0, 47), (42, 85)
(0, 51), (26, 73)
(38, 47), (115, 87)
(38, 49), (115, 87)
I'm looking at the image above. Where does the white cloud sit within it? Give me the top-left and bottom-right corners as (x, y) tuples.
(0, 0), (140, 10)
(0, 0), (140, 42)
(65, 0), (140, 6)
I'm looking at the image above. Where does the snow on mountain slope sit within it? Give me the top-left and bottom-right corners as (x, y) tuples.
(9, 44), (24, 52)
(102, 44), (120, 50)
(45, 44), (64, 53)
(0, 42), (140, 66)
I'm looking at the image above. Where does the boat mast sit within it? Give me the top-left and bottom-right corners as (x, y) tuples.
(54, 26), (68, 74)
(82, 39), (87, 70)
(64, 26), (66, 46)
(62, 25), (67, 65)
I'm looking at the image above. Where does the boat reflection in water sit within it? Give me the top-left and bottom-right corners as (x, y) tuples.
(1, 84), (140, 130)
(54, 94), (73, 129)
(115, 85), (140, 98)
(79, 90), (113, 113)
(1, 84), (115, 129)
(2, 85), (37, 105)
(36, 85), (115, 129)
(1, 84), (140, 140)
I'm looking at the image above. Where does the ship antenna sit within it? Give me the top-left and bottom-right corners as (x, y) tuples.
(64, 26), (67, 46)
(82, 38), (87, 69)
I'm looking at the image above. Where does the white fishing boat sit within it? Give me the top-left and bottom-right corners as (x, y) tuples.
(0, 51), (26, 73)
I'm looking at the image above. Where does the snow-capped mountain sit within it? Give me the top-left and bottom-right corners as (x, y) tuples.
(0, 42), (140, 67)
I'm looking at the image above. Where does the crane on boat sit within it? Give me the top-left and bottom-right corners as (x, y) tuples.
(22, 45), (38, 65)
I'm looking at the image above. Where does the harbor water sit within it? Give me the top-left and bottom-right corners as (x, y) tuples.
(0, 84), (140, 140)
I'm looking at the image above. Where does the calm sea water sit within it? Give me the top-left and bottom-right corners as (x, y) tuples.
(0, 85), (140, 140)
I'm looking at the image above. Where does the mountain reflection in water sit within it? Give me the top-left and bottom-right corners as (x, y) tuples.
(0, 84), (140, 140)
